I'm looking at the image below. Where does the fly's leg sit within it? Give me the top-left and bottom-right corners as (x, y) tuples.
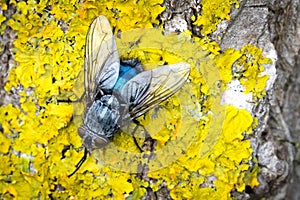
(56, 98), (76, 103)
(52, 94), (84, 104)
(68, 147), (88, 177)
(132, 119), (157, 154)
(47, 87), (86, 104)
(131, 124), (144, 152)
(135, 120), (158, 200)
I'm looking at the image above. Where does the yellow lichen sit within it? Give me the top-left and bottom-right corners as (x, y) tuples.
(193, 0), (239, 36)
(0, 0), (270, 199)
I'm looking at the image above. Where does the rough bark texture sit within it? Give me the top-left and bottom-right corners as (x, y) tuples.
(0, 3), (18, 107)
(268, 0), (300, 199)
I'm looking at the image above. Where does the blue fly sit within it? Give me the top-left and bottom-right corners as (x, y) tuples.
(69, 15), (190, 176)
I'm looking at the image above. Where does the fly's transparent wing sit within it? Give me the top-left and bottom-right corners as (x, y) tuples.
(120, 62), (190, 119)
(85, 15), (120, 103)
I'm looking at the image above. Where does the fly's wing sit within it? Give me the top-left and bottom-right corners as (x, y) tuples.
(120, 62), (190, 119)
(85, 15), (120, 103)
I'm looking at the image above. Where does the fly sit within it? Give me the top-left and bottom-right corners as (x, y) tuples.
(69, 15), (190, 177)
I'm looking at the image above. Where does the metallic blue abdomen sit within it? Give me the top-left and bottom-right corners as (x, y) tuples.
(113, 63), (140, 94)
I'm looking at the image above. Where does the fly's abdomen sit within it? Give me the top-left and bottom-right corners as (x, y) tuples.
(112, 61), (142, 94)
(84, 95), (120, 138)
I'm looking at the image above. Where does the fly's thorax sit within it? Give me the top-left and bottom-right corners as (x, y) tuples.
(79, 95), (121, 150)
(99, 94), (120, 109)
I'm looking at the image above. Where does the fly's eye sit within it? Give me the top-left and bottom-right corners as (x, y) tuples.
(94, 137), (109, 148)
(78, 126), (86, 138)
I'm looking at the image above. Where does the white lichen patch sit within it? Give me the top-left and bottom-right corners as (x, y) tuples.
(164, 14), (188, 34)
(221, 80), (254, 112)
(260, 41), (277, 91)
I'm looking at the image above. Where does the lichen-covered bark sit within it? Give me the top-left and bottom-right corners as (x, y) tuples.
(161, 0), (300, 199)
(0, 0), (298, 199)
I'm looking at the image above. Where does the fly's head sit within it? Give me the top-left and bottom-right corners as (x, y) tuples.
(78, 125), (110, 151)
